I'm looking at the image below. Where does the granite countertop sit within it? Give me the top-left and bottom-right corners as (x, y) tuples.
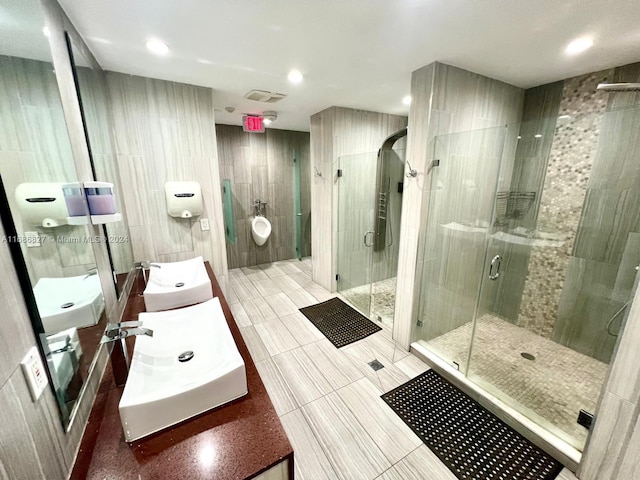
(71, 263), (293, 480)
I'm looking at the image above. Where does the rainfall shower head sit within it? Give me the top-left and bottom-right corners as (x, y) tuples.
(596, 83), (640, 92)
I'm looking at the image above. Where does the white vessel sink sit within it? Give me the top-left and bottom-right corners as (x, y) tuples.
(143, 256), (213, 312)
(34, 275), (105, 334)
(119, 298), (248, 442)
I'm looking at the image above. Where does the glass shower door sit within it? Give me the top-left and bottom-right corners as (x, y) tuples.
(416, 125), (509, 370)
(337, 152), (379, 316)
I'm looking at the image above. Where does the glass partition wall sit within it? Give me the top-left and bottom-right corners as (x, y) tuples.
(415, 106), (640, 452)
(337, 146), (406, 329)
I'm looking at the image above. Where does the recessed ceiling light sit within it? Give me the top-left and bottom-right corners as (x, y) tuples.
(287, 69), (303, 84)
(534, 134), (543, 138)
(146, 39), (169, 55)
(402, 95), (412, 106)
(565, 37), (593, 55)
(42, 26), (50, 37)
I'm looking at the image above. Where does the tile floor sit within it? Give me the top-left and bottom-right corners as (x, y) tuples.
(226, 258), (578, 480)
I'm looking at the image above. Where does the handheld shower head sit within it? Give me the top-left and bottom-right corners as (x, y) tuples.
(596, 83), (640, 92)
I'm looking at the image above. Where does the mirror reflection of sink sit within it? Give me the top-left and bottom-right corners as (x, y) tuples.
(34, 275), (105, 334)
(143, 256), (213, 312)
(119, 298), (247, 442)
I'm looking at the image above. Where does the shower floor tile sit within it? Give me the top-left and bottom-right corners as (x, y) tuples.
(423, 315), (608, 449)
(340, 276), (397, 329)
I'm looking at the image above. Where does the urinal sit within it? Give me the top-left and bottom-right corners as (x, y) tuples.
(251, 216), (271, 246)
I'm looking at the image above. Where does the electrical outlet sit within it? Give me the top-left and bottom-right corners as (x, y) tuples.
(200, 218), (210, 231)
(20, 346), (48, 401)
(25, 231), (41, 248)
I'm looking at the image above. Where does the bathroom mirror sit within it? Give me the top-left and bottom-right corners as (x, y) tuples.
(0, 0), (106, 427)
(66, 34), (135, 299)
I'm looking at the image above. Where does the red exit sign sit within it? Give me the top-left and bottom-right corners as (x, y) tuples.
(242, 115), (265, 133)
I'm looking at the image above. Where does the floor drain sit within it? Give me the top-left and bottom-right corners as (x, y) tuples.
(521, 352), (536, 361)
(368, 359), (384, 371)
(178, 351), (194, 362)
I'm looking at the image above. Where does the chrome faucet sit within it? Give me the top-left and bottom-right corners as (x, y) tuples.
(135, 261), (162, 293)
(100, 321), (153, 344)
(83, 267), (98, 280)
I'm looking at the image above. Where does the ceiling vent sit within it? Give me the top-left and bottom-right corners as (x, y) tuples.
(244, 89), (287, 103)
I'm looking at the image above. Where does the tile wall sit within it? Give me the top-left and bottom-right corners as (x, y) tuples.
(215, 124), (311, 268)
(105, 72), (228, 282)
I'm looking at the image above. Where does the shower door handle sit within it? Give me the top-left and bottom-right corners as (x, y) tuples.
(364, 231), (374, 247)
(489, 255), (502, 280)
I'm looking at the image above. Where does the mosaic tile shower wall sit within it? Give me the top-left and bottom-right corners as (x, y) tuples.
(516, 70), (613, 338)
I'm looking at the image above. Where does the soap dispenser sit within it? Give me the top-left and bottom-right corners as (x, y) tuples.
(165, 181), (203, 218)
(84, 181), (122, 224)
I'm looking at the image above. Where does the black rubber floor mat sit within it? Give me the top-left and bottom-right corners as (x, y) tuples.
(381, 369), (563, 480)
(299, 297), (381, 348)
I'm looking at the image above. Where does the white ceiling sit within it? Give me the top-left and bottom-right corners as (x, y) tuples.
(57, 0), (640, 132)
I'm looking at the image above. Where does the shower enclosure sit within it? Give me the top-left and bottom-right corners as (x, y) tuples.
(337, 129), (407, 328)
(414, 104), (640, 453)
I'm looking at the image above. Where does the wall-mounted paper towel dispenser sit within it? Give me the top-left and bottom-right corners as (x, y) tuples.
(15, 183), (71, 228)
(165, 181), (203, 218)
